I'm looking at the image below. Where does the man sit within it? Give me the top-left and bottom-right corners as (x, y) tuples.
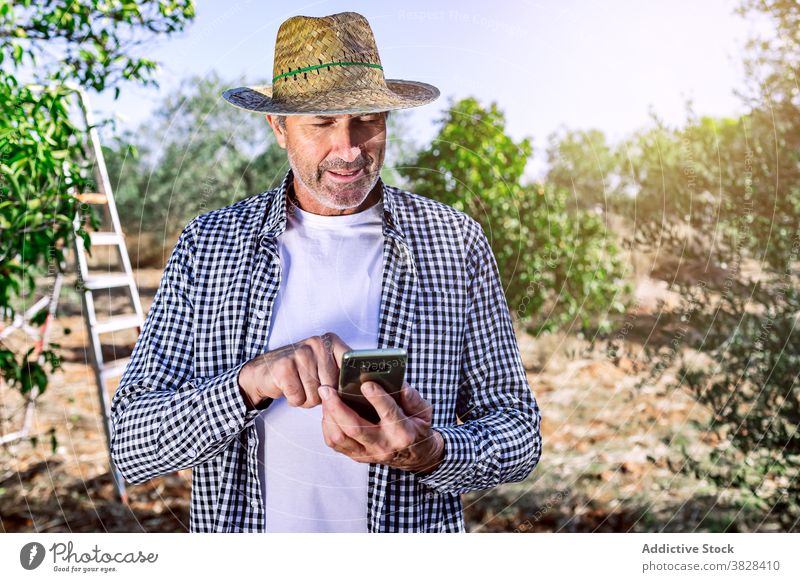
(110, 11), (541, 533)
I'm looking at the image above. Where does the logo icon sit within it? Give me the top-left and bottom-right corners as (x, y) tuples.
(20, 542), (46, 570)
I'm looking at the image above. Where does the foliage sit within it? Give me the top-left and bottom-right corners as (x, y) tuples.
(510, 183), (629, 334)
(545, 128), (622, 211)
(636, 1), (800, 530)
(618, 114), (725, 227)
(665, 267), (800, 530)
(399, 97), (629, 333)
(548, 104), (800, 270)
(0, 0), (195, 435)
(103, 72), (288, 240)
(0, 82), (89, 315)
(0, 0), (195, 96)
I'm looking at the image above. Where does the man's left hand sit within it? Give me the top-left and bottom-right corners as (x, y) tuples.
(319, 381), (444, 474)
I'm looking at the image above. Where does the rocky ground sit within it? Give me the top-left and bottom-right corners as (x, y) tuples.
(0, 268), (784, 533)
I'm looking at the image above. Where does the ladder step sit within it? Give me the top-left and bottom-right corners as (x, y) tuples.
(90, 232), (123, 246)
(76, 192), (107, 204)
(82, 274), (131, 290)
(99, 357), (132, 379)
(94, 314), (143, 335)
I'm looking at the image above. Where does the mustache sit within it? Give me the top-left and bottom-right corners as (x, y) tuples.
(319, 156), (371, 173)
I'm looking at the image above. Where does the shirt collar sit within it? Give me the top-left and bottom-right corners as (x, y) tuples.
(258, 169), (404, 243)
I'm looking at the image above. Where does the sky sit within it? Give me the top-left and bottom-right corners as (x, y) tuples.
(88, 0), (768, 180)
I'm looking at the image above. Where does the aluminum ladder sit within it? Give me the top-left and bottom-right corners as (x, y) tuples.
(68, 85), (145, 505)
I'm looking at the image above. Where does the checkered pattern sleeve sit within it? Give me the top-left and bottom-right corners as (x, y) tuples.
(417, 217), (542, 494)
(109, 218), (262, 485)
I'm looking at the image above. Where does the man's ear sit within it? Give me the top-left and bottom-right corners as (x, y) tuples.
(265, 114), (288, 149)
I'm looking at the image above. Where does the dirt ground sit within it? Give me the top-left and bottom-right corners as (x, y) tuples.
(0, 268), (782, 533)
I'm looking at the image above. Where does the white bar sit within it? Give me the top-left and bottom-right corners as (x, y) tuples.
(99, 356), (132, 378)
(82, 275), (132, 291)
(94, 314), (142, 335)
(89, 232), (123, 246)
(1, 533), (797, 581)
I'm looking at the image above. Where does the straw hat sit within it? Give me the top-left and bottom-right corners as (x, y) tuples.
(222, 11), (439, 115)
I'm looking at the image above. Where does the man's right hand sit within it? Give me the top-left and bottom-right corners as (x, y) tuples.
(237, 332), (351, 410)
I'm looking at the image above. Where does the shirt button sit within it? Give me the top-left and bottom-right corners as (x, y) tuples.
(255, 309), (266, 319)
(228, 420), (238, 429)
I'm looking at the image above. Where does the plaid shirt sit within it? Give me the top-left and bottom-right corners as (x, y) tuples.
(110, 170), (542, 532)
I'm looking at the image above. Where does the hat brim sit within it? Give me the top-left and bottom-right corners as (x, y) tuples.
(221, 79), (439, 115)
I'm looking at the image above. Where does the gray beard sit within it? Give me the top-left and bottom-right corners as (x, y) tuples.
(287, 149), (380, 211)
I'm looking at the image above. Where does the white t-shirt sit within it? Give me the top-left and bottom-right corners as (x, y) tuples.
(254, 195), (384, 532)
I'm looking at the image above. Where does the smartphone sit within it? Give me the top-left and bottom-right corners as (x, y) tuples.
(338, 348), (407, 424)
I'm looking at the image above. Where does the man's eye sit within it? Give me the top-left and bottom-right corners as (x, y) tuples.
(309, 117), (379, 127)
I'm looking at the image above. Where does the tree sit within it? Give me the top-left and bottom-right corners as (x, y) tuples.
(380, 108), (421, 190)
(643, 0), (800, 531)
(0, 0), (195, 428)
(399, 97), (628, 333)
(545, 127), (622, 211)
(104, 72), (287, 242)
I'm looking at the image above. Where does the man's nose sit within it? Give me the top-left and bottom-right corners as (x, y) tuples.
(329, 121), (362, 163)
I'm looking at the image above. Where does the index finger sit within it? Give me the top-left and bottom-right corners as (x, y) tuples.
(321, 331), (351, 369)
(302, 335), (338, 388)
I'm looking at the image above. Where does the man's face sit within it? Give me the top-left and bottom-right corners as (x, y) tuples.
(267, 112), (387, 210)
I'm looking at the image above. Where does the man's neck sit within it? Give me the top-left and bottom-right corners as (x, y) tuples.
(289, 175), (382, 216)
